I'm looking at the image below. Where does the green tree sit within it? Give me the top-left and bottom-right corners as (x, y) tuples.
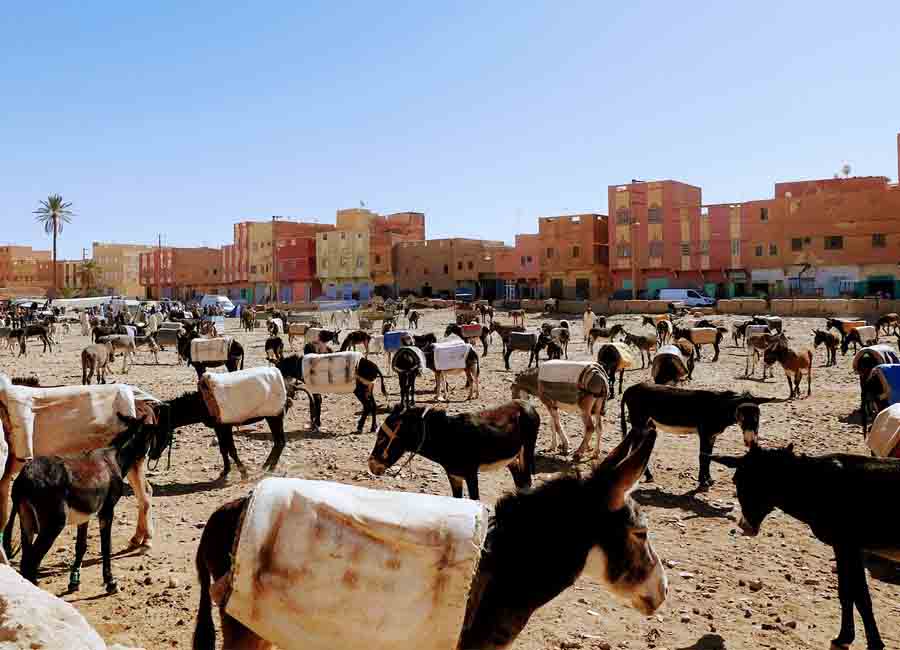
(79, 258), (101, 291)
(33, 194), (74, 296)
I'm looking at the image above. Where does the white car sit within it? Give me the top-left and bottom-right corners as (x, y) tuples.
(657, 288), (715, 307)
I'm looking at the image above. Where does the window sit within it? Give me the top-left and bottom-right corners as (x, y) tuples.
(760, 208), (769, 222)
(526, 255), (533, 263)
(873, 233), (887, 248)
(457, 261), (462, 270)
(322, 233), (328, 241)
(321, 259), (327, 269)
(467, 261), (473, 270)
(546, 248), (554, 258)
(680, 243), (690, 256)
(356, 255), (364, 268)
(648, 241), (663, 258)
(615, 208), (631, 225)
(572, 246), (580, 258)
(250, 265), (257, 274)
(755, 245), (763, 257)
(443, 264), (449, 274)
(791, 238), (803, 251)
(520, 256), (526, 266)
(769, 244), (777, 256)
(424, 267), (429, 275)
(616, 244), (631, 258)
(825, 236), (844, 250)
(647, 206), (662, 223)
(375, 254), (381, 264)
(357, 233), (363, 239)
(731, 239), (740, 256)
(341, 233), (346, 240)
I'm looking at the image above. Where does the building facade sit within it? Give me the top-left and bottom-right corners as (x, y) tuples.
(394, 238), (507, 299)
(274, 220), (334, 303)
(139, 246), (222, 300)
(494, 234), (543, 300)
(369, 211), (426, 294)
(538, 213), (610, 299)
(0, 245), (51, 297)
(316, 210), (372, 300)
(608, 181), (706, 297)
(93, 242), (153, 298)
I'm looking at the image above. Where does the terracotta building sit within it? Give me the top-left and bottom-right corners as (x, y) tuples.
(539, 213), (610, 299)
(93, 242), (153, 298)
(274, 220), (335, 303)
(608, 181), (706, 297)
(0, 245), (52, 297)
(394, 238), (507, 299)
(139, 246), (222, 300)
(369, 211), (425, 294)
(739, 175), (900, 297)
(494, 233), (543, 299)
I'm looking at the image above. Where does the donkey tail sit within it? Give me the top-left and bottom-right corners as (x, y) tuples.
(193, 531), (216, 650)
(522, 404), (539, 478)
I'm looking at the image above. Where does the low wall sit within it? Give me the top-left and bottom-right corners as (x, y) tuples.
(768, 298), (900, 318)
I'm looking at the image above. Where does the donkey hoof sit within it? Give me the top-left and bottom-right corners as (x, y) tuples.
(105, 581), (119, 594)
(67, 582), (80, 593)
(829, 642), (851, 650)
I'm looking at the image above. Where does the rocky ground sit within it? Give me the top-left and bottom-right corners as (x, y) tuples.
(2, 308), (899, 650)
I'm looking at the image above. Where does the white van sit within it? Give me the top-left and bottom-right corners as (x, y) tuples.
(200, 294), (235, 313)
(658, 288), (715, 307)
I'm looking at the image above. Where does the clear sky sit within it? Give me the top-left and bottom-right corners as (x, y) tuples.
(3, 1), (899, 259)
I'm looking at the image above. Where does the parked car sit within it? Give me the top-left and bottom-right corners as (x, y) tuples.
(454, 289), (475, 303)
(657, 288), (715, 307)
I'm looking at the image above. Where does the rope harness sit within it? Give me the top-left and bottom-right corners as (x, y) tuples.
(384, 406), (432, 477)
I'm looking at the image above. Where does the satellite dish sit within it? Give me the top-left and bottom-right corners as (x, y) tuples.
(841, 162), (851, 178)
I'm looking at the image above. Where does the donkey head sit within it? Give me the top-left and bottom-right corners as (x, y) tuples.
(710, 443), (795, 536)
(582, 427), (667, 615)
(368, 405), (415, 475)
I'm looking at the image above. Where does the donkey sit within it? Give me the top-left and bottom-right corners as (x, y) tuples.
(597, 342), (633, 397)
(509, 309), (526, 326)
(423, 342), (480, 402)
(478, 303), (493, 324)
(133, 333), (161, 364)
(407, 309), (420, 329)
(672, 325), (723, 362)
(732, 320), (751, 347)
(511, 364), (609, 459)
(528, 332), (562, 367)
(264, 335), (284, 363)
(763, 334), (813, 399)
(875, 312), (900, 336)
(177, 331), (245, 380)
(813, 328), (840, 367)
(10, 324), (53, 355)
(445, 323), (489, 356)
(96, 334), (137, 374)
(621, 331), (657, 368)
(6, 414), (164, 594)
(656, 319), (673, 345)
(621, 382), (778, 487)
(81, 341), (114, 384)
(369, 401), (539, 499)
(194, 429), (667, 650)
(841, 326), (879, 356)
(163, 383), (313, 481)
(587, 323), (625, 354)
(712, 444), (900, 650)
(391, 346), (424, 408)
(339, 330), (372, 355)
(276, 352), (387, 433)
(240, 309), (256, 332)
(489, 321), (525, 356)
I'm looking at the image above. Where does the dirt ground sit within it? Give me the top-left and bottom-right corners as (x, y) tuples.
(3, 308), (900, 650)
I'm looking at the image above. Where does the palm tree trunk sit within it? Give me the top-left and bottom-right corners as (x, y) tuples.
(52, 217), (58, 297)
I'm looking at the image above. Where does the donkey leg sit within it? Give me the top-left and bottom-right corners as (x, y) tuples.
(99, 511), (118, 593)
(126, 465), (153, 548)
(368, 388), (378, 433)
(23, 509), (64, 585)
(573, 396), (597, 459)
(354, 385), (368, 433)
(849, 550), (885, 650)
(833, 547), (856, 649)
(213, 426), (234, 480)
(697, 432), (716, 488)
(261, 417), (286, 473)
(68, 523), (89, 592)
(464, 474), (480, 501)
(446, 473), (465, 498)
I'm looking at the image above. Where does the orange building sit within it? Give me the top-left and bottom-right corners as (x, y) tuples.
(0, 245), (52, 297)
(139, 246), (222, 301)
(394, 238), (506, 299)
(369, 211), (425, 294)
(538, 213), (609, 299)
(494, 234), (542, 299)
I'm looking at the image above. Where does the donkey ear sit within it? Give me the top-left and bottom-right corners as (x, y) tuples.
(709, 454), (740, 469)
(784, 442), (795, 455)
(607, 429), (657, 510)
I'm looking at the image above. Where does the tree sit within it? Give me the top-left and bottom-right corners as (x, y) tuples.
(79, 259), (102, 294)
(33, 194), (74, 297)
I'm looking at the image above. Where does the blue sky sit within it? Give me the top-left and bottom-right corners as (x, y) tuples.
(3, 1), (899, 258)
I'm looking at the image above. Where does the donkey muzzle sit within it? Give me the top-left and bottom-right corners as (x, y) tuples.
(738, 516), (759, 537)
(367, 457), (386, 476)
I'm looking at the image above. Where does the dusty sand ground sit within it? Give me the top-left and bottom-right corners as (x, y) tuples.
(2, 308), (900, 650)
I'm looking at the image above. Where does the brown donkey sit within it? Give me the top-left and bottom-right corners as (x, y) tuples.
(764, 334), (813, 399)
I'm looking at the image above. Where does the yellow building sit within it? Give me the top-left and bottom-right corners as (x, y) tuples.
(92, 242), (153, 298)
(247, 221), (276, 302)
(316, 209), (371, 299)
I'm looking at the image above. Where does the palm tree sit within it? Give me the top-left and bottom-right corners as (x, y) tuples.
(79, 259), (102, 293)
(33, 194), (74, 296)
